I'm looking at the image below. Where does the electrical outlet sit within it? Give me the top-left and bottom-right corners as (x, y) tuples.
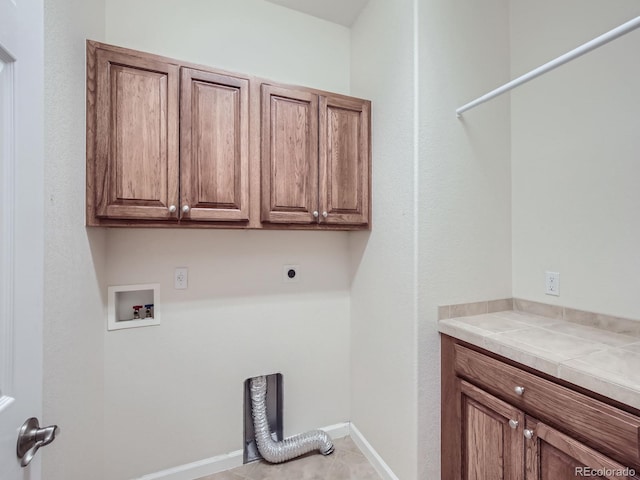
(282, 265), (300, 283)
(545, 271), (560, 296)
(175, 267), (188, 289)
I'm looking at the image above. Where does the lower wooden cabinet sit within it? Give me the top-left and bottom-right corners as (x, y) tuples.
(460, 380), (524, 480)
(442, 335), (640, 480)
(526, 417), (638, 480)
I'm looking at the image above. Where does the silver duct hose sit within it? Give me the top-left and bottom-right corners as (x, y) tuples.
(250, 376), (334, 463)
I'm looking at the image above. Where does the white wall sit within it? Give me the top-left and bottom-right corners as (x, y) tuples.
(417, 0), (512, 478)
(43, 0), (107, 479)
(104, 230), (350, 479)
(349, 1), (419, 478)
(102, 2), (352, 478)
(105, 0), (351, 94)
(511, 0), (640, 319)
(350, 0), (511, 478)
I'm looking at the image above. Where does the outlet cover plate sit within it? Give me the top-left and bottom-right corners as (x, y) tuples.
(545, 271), (560, 296)
(175, 267), (188, 289)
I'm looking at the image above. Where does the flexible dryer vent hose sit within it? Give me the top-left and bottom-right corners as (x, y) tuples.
(250, 376), (334, 463)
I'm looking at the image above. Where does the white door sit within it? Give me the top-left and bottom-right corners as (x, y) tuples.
(0, 0), (46, 477)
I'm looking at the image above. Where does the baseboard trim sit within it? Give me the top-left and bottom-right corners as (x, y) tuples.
(135, 422), (350, 480)
(349, 423), (400, 480)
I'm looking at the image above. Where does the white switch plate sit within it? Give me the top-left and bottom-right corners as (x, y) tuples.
(175, 267), (188, 289)
(282, 264), (300, 283)
(545, 271), (560, 296)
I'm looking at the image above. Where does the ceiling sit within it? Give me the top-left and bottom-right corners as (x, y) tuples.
(263, 0), (370, 27)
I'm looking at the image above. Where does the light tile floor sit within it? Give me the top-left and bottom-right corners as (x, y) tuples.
(197, 436), (382, 480)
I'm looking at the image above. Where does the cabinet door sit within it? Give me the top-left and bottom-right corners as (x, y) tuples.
(180, 68), (249, 222)
(460, 380), (525, 480)
(525, 417), (639, 480)
(319, 95), (370, 225)
(261, 84), (318, 224)
(93, 47), (179, 220)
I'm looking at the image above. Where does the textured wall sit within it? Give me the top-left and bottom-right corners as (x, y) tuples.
(350, 0), (512, 478)
(417, 0), (512, 478)
(105, 0), (351, 94)
(349, 0), (419, 478)
(103, 230), (351, 479)
(43, 0), (107, 479)
(102, 1), (352, 478)
(511, 0), (640, 319)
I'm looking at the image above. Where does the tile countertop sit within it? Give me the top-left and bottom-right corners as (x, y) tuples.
(439, 310), (640, 411)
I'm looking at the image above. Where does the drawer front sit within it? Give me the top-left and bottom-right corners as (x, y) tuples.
(454, 344), (640, 464)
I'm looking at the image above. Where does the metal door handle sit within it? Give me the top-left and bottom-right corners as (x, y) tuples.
(17, 417), (60, 467)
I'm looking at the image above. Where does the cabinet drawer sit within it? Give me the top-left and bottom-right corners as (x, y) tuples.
(454, 344), (640, 464)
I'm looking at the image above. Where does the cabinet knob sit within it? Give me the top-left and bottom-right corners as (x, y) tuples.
(313, 211), (319, 218)
(168, 205), (177, 213)
(322, 211), (328, 218)
(508, 419), (519, 429)
(182, 205), (190, 213)
(523, 429), (534, 440)
(514, 386), (525, 396)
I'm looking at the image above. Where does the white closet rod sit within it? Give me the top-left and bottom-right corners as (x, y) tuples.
(456, 16), (640, 117)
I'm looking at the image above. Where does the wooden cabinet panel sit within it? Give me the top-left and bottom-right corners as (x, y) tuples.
(319, 95), (370, 225)
(87, 41), (371, 230)
(526, 417), (639, 480)
(92, 46), (179, 220)
(442, 337), (640, 480)
(454, 344), (640, 464)
(261, 84), (318, 224)
(461, 380), (525, 480)
(180, 68), (249, 222)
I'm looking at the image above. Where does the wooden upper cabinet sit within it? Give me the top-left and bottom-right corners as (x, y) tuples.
(180, 68), (249, 222)
(260, 84), (371, 227)
(90, 43), (179, 221)
(87, 41), (371, 229)
(261, 84), (318, 224)
(319, 95), (370, 226)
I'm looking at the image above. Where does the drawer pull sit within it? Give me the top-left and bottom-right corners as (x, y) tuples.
(508, 419), (519, 429)
(524, 429), (534, 440)
(514, 386), (525, 396)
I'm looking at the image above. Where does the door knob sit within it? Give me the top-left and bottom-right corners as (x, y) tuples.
(168, 205), (177, 213)
(514, 386), (525, 395)
(16, 417), (60, 467)
(182, 205), (190, 213)
(523, 429), (534, 440)
(508, 419), (519, 429)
